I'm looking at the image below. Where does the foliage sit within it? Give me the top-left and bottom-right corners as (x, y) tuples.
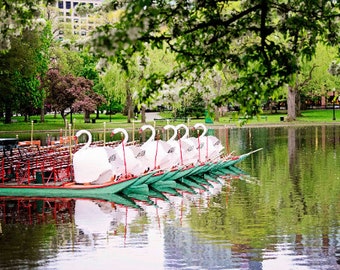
(328, 59), (340, 102)
(44, 69), (106, 122)
(89, 0), (340, 116)
(49, 44), (83, 76)
(77, 48), (100, 82)
(0, 25), (51, 123)
(185, 90), (206, 119)
(291, 43), (339, 102)
(0, 0), (55, 51)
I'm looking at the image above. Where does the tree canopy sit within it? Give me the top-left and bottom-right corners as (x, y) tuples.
(44, 69), (105, 123)
(0, 25), (51, 123)
(90, 0), (340, 115)
(0, 0), (55, 51)
(1, 0), (340, 119)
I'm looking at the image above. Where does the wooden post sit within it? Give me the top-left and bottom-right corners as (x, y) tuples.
(31, 121), (34, 146)
(103, 122), (106, 146)
(132, 120), (135, 142)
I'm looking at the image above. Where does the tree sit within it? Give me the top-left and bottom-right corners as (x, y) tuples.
(0, 25), (51, 123)
(287, 65), (317, 121)
(49, 45), (83, 76)
(90, 0), (340, 117)
(285, 43), (339, 120)
(71, 77), (106, 123)
(0, 1), (55, 51)
(37, 22), (53, 122)
(76, 49), (103, 119)
(101, 62), (134, 122)
(44, 69), (105, 123)
(328, 60), (340, 103)
(302, 44), (339, 101)
(45, 69), (77, 121)
(101, 54), (154, 123)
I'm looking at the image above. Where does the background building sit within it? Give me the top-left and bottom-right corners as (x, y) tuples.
(56, 0), (103, 40)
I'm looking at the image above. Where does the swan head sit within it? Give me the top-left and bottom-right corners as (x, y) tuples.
(163, 124), (177, 133)
(163, 124), (177, 141)
(193, 123), (207, 136)
(75, 129), (92, 149)
(111, 128), (128, 143)
(75, 129), (91, 138)
(175, 124), (189, 138)
(140, 124), (154, 132)
(140, 125), (156, 143)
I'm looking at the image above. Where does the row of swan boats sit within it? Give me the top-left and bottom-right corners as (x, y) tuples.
(0, 123), (261, 207)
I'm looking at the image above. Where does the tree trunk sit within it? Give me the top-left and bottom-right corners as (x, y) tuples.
(96, 107), (100, 119)
(296, 91), (302, 117)
(141, 105), (146, 123)
(40, 100), (45, 123)
(61, 110), (66, 123)
(214, 106), (220, 122)
(287, 85), (297, 121)
(125, 81), (133, 123)
(84, 110), (91, 123)
(4, 104), (12, 124)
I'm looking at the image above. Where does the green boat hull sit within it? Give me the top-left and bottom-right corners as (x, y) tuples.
(0, 177), (137, 200)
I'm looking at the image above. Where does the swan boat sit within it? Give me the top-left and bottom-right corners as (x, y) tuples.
(0, 151), (258, 205)
(0, 126), (261, 205)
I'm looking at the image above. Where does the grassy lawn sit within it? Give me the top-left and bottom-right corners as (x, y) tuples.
(0, 109), (339, 133)
(219, 109), (339, 125)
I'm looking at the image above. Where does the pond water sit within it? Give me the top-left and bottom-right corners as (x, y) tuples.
(0, 125), (339, 270)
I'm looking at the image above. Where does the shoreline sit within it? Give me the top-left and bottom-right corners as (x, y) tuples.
(1, 120), (340, 135)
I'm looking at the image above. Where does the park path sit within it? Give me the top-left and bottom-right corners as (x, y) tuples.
(145, 112), (162, 122)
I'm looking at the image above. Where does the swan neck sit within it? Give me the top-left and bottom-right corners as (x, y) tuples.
(113, 128), (129, 143)
(142, 125), (156, 142)
(165, 125), (177, 141)
(76, 130), (92, 149)
(195, 123), (207, 136)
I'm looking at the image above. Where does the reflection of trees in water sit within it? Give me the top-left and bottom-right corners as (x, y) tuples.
(184, 126), (340, 268)
(287, 126), (340, 266)
(288, 127), (307, 219)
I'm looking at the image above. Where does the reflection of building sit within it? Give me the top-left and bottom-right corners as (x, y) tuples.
(56, 0), (103, 40)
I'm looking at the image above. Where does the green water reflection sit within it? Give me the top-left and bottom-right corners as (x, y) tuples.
(0, 125), (339, 269)
(189, 125), (340, 265)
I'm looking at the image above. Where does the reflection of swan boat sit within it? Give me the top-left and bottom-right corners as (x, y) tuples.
(0, 124), (261, 205)
(0, 197), (139, 230)
(0, 196), (75, 224)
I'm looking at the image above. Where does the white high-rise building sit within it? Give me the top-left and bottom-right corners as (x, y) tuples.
(56, 0), (103, 40)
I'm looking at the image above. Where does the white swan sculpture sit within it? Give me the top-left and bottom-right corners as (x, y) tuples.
(109, 128), (145, 176)
(163, 124), (182, 167)
(73, 130), (113, 184)
(140, 124), (176, 170)
(193, 123), (224, 161)
(175, 124), (199, 165)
